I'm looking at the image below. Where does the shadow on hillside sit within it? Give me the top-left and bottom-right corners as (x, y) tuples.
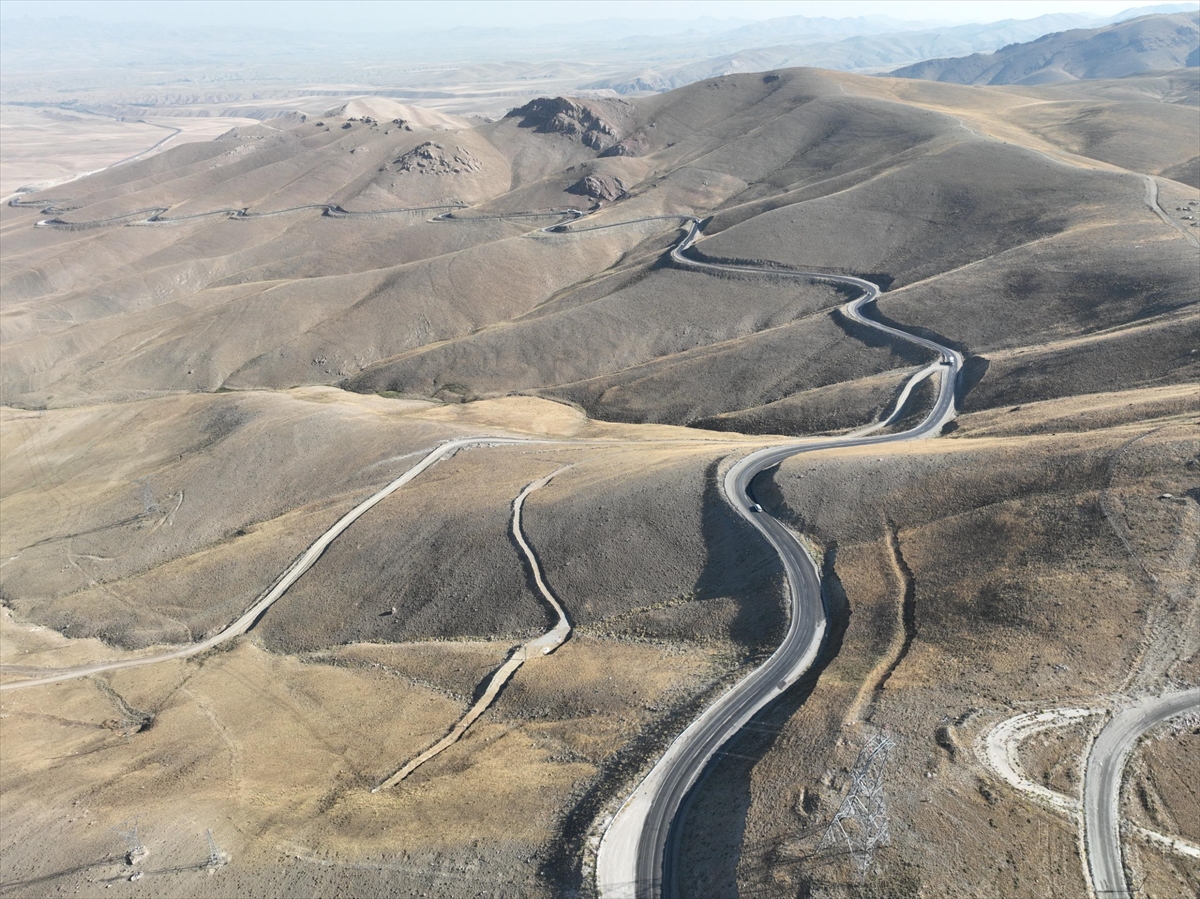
(536, 458), (798, 895)
(693, 459), (787, 652)
(670, 529), (851, 898)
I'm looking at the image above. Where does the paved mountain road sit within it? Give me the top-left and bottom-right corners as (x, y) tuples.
(12, 196), (467, 228)
(13, 205), (1157, 899)
(596, 221), (960, 899)
(1085, 689), (1200, 899)
(2, 210), (963, 896)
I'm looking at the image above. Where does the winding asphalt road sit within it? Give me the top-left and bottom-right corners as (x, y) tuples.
(596, 220), (961, 899)
(1085, 689), (1200, 899)
(15, 203), (1172, 898)
(3, 208), (961, 893)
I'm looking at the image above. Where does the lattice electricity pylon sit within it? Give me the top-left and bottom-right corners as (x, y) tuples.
(114, 816), (147, 864)
(817, 733), (894, 878)
(205, 829), (227, 869)
(114, 817), (139, 850)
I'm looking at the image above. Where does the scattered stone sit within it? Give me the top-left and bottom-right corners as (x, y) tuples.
(599, 135), (649, 158)
(978, 780), (999, 805)
(935, 723), (959, 760)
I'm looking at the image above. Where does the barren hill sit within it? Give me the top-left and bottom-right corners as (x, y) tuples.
(1, 66), (1197, 899)
(324, 98), (471, 130)
(5, 71), (1195, 426)
(892, 11), (1200, 85)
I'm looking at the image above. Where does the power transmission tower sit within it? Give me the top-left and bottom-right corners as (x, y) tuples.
(817, 733), (894, 878)
(114, 816), (147, 865)
(205, 829), (227, 869)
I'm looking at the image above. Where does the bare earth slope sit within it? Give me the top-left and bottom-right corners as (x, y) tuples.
(1, 65), (1197, 899)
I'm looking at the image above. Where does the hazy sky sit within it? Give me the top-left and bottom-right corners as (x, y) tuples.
(0, 0), (1192, 31)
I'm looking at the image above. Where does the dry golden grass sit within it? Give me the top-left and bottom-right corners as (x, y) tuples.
(1, 64), (1196, 898)
(1124, 720), (1200, 898)
(675, 413), (1199, 898)
(0, 621), (727, 897)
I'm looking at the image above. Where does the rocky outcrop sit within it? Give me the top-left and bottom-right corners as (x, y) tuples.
(389, 142), (482, 176)
(567, 174), (627, 202)
(599, 135), (649, 158)
(506, 97), (632, 152)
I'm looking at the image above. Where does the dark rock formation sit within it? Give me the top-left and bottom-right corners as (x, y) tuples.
(506, 97), (631, 152)
(567, 174), (627, 202)
(390, 142), (482, 175)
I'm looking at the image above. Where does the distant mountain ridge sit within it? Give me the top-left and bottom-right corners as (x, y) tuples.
(3, 4), (1198, 116)
(579, 9), (1200, 95)
(890, 11), (1200, 85)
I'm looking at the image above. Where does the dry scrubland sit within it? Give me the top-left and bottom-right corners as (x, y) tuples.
(1, 65), (1197, 897)
(1126, 716), (1200, 898)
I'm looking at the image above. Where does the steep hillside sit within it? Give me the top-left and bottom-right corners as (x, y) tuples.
(3, 66), (1196, 429)
(1, 64), (1197, 899)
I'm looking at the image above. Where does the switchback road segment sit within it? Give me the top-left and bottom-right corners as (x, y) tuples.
(596, 219), (960, 899)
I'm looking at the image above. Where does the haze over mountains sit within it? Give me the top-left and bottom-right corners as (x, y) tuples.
(582, 5), (1200, 93)
(893, 9), (1200, 84)
(2, 4), (1197, 120)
